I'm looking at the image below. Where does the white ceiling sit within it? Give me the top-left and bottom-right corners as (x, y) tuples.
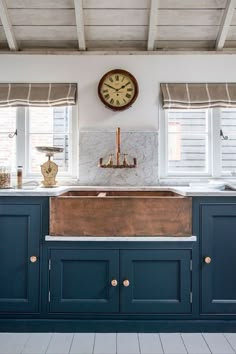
(0, 0), (236, 52)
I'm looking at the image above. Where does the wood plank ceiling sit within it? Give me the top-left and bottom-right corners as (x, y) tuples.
(0, 0), (236, 53)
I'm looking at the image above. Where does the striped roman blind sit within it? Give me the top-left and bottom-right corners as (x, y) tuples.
(0, 83), (77, 107)
(161, 83), (236, 109)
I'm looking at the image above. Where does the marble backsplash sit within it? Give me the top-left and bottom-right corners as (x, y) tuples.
(79, 131), (159, 185)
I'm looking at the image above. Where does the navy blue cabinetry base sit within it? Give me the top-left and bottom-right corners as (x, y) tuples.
(0, 197), (48, 314)
(3, 319), (236, 333)
(2, 196), (236, 332)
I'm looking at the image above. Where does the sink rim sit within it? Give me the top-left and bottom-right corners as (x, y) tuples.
(56, 190), (185, 198)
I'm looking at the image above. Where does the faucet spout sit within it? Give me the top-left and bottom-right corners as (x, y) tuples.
(99, 127), (137, 168)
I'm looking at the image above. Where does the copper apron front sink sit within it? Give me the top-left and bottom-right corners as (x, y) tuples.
(50, 190), (192, 237)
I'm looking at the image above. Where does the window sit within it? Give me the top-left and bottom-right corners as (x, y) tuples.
(221, 109), (236, 174)
(0, 106), (77, 179)
(167, 110), (209, 175)
(0, 108), (16, 167)
(159, 108), (236, 179)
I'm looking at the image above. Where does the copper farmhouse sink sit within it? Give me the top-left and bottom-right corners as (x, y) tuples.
(50, 190), (192, 237)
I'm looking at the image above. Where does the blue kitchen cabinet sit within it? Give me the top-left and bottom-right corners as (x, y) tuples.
(200, 202), (236, 314)
(120, 249), (192, 314)
(49, 249), (120, 313)
(3, 194), (236, 331)
(48, 248), (192, 314)
(0, 198), (48, 314)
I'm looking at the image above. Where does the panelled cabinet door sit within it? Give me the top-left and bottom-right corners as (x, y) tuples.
(49, 249), (119, 313)
(0, 204), (40, 313)
(201, 204), (236, 314)
(120, 249), (192, 314)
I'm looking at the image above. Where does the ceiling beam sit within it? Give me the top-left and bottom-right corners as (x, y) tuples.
(0, 0), (18, 50)
(147, 0), (158, 51)
(74, 0), (86, 50)
(216, 0), (235, 50)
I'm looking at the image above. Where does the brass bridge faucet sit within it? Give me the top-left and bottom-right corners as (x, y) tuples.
(99, 128), (137, 168)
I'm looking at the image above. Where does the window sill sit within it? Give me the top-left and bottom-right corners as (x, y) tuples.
(159, 176), (236, 186)
(11, 176), (79, 187)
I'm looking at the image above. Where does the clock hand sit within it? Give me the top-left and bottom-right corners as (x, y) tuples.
(117, 82), (131, 91)
(104, 83), (118, 91)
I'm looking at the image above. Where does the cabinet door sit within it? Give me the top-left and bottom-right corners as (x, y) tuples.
(201, 204), (236, 314)
(49, 249), (119, 313)
(0, 204), (40, 313)
(120, 249), (192, 314)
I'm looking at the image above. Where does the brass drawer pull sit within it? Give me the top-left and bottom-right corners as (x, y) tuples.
(123, 279), (130, 287)
(204, 256), (212, 264)
(111, 279), (118, 287)
(30, 256), (38, 263)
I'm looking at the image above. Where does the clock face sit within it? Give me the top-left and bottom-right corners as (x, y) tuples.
(98, 69), (138, 111)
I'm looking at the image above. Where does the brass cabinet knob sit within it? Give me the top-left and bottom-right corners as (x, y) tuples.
(30, 256), (38, 263)
(123, 279), (130, 287)
(204, 256), (212, 264)
(111, 279), (118, 287)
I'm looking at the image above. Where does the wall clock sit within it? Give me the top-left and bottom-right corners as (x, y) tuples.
(98, 69), (139, 111)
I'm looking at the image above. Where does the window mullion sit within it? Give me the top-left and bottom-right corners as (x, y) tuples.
(71, 106), (79, 178)
(16, 107), (26, 170)
(207, 109), (212, 176)
(211, 107), (222, 178)
(159, 107), (167, 179)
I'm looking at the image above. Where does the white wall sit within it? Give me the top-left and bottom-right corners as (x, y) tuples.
(0, 54), (236, 131)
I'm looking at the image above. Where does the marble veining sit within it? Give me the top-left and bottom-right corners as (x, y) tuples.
(79, 131), (159, 186)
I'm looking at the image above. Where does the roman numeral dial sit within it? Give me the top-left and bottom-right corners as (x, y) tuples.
(98, 69), (139, 111)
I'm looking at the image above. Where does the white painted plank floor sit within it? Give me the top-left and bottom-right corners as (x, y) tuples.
(0, 332), (236, 354)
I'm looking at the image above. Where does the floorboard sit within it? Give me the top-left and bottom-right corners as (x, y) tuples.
(69, 332), (95, 354)
(202, 333), (235, 354)
(0, 333), (30, 354)
(181, 333), (211, 354)
(21, 333), (52, 354)
(160, 333), (187, 354)
(94, 333), (116, 354)
(117, 333), (140, 354)
(0, 332), (235, 354)
(138, 333), (163, 354)
(46, 333), (74, 354)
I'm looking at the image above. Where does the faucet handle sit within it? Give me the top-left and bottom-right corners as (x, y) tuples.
(123, 153), (128, 166)
(106, 154), (114, 166)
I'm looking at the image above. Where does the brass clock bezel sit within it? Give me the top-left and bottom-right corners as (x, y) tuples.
(98, 69), (139, 111)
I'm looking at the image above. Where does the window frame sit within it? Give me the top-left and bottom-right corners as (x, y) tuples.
(13, 106), (78, 180)
(159, 107), (225, 180)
